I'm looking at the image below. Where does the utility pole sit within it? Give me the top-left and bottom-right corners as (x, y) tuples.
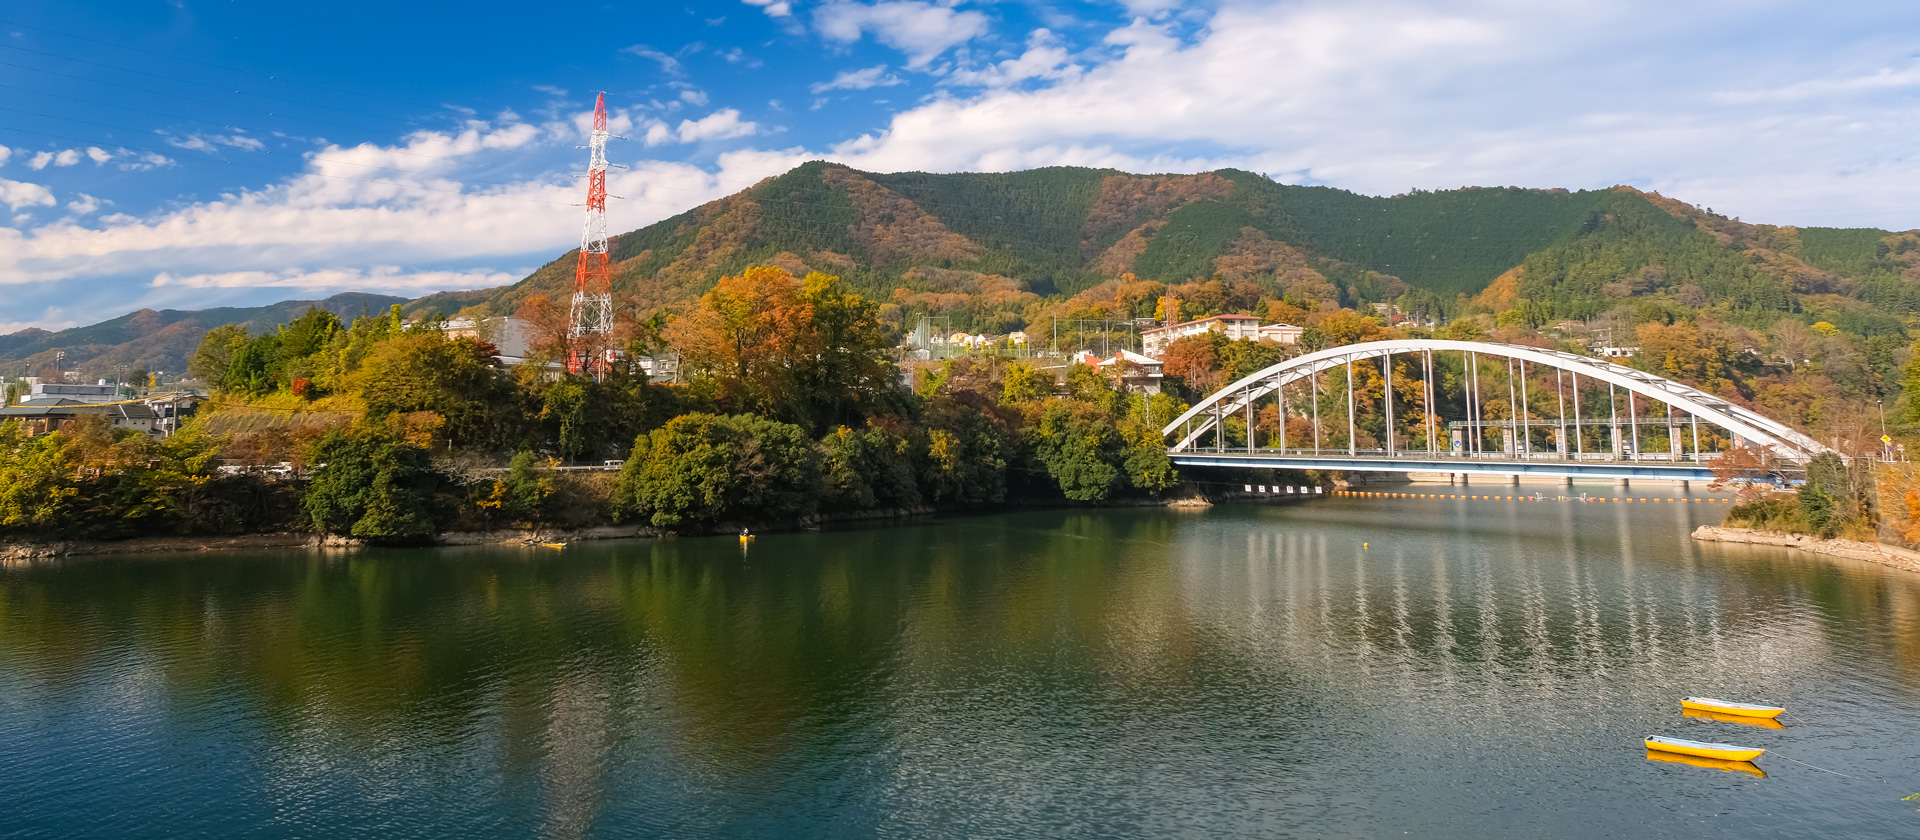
(567, 92), (622, 379)
(1879, 398), (1889, 461)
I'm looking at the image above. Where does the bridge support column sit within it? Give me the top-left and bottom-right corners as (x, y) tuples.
(1562, 476), (1574, 486)
(1614, 478), (1630, 489)
(1508, 475), (1520, 486)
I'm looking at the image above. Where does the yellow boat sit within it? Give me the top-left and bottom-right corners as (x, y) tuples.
(1683, 707), (1784, 730)
(1645, 735), (1765, 762)
(1645, 749), (1766, 777)
(1681, 696), (1784, 719)
(540, 542), (567, 549)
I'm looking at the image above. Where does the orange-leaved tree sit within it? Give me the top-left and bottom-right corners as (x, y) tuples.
(669, 266), (897, 430)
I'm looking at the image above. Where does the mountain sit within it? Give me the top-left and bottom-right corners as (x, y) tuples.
(468, 163), (1618, 315)
(449, 161), (1914, 341)
(0, 292), (409, 381)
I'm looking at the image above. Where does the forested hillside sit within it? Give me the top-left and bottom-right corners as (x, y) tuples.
(444, 162), (1913, 354)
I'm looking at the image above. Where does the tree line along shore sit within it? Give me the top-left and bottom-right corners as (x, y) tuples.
(0, 269), (1219, 547)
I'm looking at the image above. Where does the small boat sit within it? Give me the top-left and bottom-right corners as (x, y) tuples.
(1645, 749), (1766, 777)
(1645, 735), (1765, 762)
(540, 542), (567, 550)
(1683, 707), (1784, 730)
(1681, 697), (1785, 719)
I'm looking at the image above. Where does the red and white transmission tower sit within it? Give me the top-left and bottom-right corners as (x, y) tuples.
(568, 92), (620, 375)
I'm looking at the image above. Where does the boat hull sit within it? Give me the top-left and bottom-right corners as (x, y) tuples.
(1682, 707), (1784, 729)
(1645, 736), (1765, 762)
(1681, 697), (1784, 719)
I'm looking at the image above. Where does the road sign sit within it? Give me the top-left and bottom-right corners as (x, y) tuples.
(1883, 435), (1893, 443)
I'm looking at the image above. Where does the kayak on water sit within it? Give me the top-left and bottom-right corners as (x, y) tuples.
(1645, 735), (1765, 762)
(1681, 697), (1785, 719)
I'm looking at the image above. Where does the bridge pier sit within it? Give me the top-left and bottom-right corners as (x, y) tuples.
(1507, 475), (1520, 486)
(1614, 478), (1630, 489)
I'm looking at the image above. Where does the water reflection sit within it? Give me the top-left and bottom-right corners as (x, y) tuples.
(1644, 749), (1767, 778)
(0, 491), (1917, 837)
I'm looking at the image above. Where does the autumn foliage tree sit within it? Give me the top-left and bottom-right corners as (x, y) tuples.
(669, 267), (899, 431)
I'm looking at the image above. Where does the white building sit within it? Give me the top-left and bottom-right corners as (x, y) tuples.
(29, 380), (119, 404)
(1141, 314), (1263, 356)
(1258, 323), (1305, 345)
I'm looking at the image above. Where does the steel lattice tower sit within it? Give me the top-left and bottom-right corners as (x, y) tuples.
(567, 92), (617, 375)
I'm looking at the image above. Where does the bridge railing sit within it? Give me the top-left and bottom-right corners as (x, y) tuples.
(1171, 446), (1727, 464)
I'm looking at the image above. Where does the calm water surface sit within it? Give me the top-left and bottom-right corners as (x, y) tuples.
(3, 488), (1920, 838)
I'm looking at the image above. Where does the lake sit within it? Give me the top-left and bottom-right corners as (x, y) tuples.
(2, 487), (1918, 838)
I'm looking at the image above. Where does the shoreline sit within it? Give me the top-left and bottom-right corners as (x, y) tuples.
(0, 491), (1312, 564)
(1690, 524), (1920, 575)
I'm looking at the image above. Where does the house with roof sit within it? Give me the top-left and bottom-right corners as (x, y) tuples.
(1070, 349), (1166, 395)
(0, 399), (157, 438)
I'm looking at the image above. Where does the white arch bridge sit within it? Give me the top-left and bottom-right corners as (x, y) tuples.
(1161, 339), (1827, 482)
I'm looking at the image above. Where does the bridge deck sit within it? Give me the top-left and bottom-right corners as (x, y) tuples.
(1170, 450), (1719, 481)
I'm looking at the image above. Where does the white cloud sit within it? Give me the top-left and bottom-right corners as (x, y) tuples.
(27, 150), (85, 170)
(741, 0), (792, 18)
(0, 145), (11, 167)
(0, 178), (55, 210)
(717, 47), (762, 67)
(66, 194), (100, 216)
(622, 44), (684, 76)
(811, 64), (905, 93)
(674, 109), (760, 143)
(0, 314), (80, 334)
(118, 151), (175, 171)
(85, 147), (112, 165)
(1716, 61), (1920, 104)
(152, 267), (520, 291)
(165, 133), (267, 153)
(681, 89), (711, 106)
(814, 1), (991, 68)
(946, 29), (1078, 88)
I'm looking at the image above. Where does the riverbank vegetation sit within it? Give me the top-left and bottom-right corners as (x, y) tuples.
(1, 268), (1201, 544)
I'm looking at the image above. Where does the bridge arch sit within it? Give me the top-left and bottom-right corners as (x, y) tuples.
(1161, 339), (1825, 461)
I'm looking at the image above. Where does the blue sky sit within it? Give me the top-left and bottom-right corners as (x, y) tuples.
(2, 0), (1917, 334)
